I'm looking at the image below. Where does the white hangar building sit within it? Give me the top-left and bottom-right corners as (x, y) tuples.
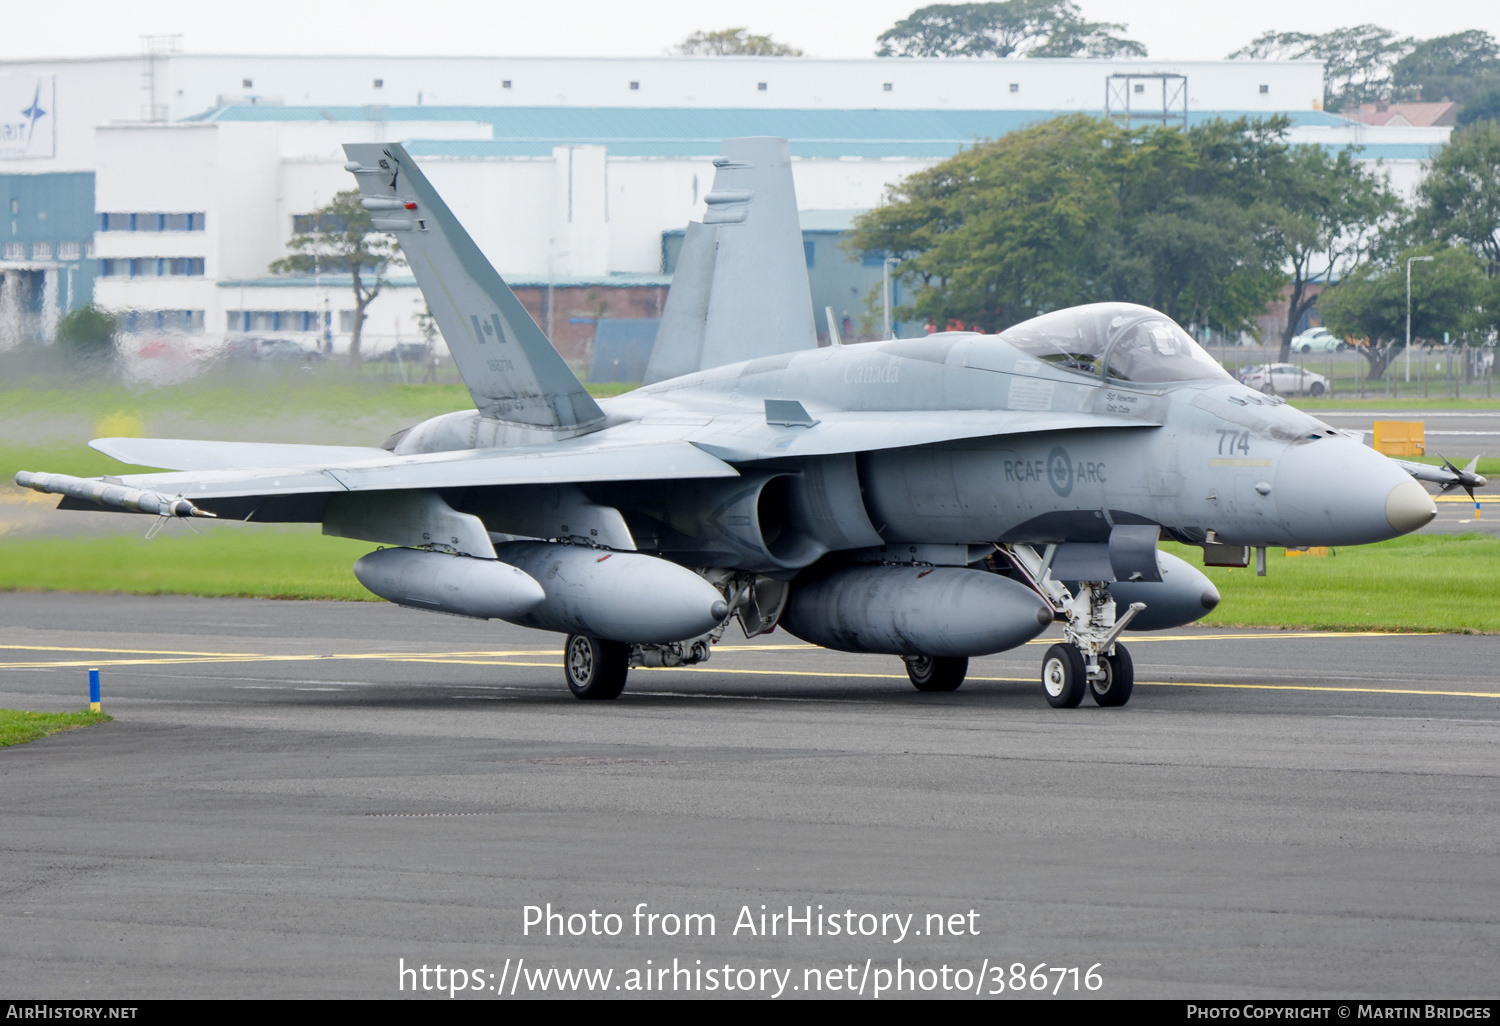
(0, 52), (1451, 367)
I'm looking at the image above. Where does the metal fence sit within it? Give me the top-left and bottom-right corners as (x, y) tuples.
(1214, 343), (1497, 400)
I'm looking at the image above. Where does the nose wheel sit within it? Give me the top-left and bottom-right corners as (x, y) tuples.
(1040, 642), (1134, 708)
(1041, 645), (1086, 707)
(1089, 644), (1134, 707)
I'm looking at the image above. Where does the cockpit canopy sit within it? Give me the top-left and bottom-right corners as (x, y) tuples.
(998, 303), (1232, 385)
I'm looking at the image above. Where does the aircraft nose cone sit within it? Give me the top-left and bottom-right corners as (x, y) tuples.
(1385, 478), (1437, 535)
(1274, 439), (1429, 545)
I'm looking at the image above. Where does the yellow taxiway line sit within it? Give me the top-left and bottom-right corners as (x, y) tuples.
(4, 639), (1495, 698)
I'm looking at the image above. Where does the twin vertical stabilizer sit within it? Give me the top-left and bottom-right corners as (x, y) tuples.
(343, 143), (604, 431)
(645, 137), (818, 384)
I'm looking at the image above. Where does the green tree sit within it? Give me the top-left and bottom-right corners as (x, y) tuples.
(1411, 121), (1500, 274)
(1262, 144), (1399, 360)
(1318, 247), (1493, 378)
(1456, 84), (1500, 127)
(676, 28), (803, 56)
(875, 1), (1145, 59)
(1392, 30), (1500, 104)
(270, 189), (399, 366)
(845, 115), (1285, 337)
(53, 303), (118, 372)
(1228, 26), (1412, 111)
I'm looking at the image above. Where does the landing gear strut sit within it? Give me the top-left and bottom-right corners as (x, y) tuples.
(999, 545), (1146, 709)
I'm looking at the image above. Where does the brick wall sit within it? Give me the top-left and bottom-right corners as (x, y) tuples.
(512, 284), (668, 367)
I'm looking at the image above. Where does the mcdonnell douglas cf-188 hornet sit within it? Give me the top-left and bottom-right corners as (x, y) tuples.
(17, 138), (1488, 707)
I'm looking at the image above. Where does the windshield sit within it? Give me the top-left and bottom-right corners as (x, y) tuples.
(998, 303), (1231, 384)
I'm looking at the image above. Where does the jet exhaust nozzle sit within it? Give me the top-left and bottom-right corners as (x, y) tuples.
(353, 547), (545, 621)
(493, 542), (729, 643)
(780, 564), (1053, 657)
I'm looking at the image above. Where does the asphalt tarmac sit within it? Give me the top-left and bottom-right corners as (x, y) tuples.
(1, 594), (1496, 1000)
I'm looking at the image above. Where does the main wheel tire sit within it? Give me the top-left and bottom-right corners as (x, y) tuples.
(1309, 381), (1326, 397)
(564, 634), (629, 700)
(1301, 344), (1312, 353)
(1041, 644), (1086, 708)
(905, 655), (968, 692)
(1091, 643), (1135, 707)
(1260, 384), (1275, 395)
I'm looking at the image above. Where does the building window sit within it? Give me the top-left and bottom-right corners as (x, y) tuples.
(292, 212), (345, 234)
(242, 78), (253, 88)
(1134, 83), (1145, 94)
(1009, 83), (1019, 93)
(57, 241), (80, 261)
(339, 310), (356, 333)
(373, 78), (383, 88)
(102, 257), (204, 277)
(121, 310), (205, 333)
(757, 82), (768, 91)
(31, 242), (51, 261)
(883, 83), (893, 92)
(4, 242), (23, 260)
(99, 212), (206, 232)
(502, 79), (512, 89)
(804, 240), (815, 268)
(1260, 84), (1270, 94)
(629, 81), (639, 91)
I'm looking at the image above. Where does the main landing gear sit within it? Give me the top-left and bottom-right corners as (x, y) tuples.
(562, 631), (719, 700)
(903, 655), (969, 692)
(564, 634), (630, 700)
(998, 546), (1144, 709)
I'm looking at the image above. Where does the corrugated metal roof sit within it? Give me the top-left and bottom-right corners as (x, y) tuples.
(182, 104), (1358, 159)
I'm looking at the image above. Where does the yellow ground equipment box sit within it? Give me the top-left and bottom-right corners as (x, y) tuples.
(1372, 421), (1424, 456)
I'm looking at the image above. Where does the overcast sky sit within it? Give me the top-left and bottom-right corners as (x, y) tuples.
(4, 1), (1499, 62)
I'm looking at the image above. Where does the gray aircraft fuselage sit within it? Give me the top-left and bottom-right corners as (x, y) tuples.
(393, 330), (1427, 561)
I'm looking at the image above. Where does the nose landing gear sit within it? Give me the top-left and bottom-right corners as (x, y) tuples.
(999, 545), (1144, 709)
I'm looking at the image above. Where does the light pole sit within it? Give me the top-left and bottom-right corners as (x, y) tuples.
(1406, 255), (1434, 383)
(882, 255), (897, 340)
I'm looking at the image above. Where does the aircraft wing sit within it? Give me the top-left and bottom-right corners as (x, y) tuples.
(683, 408), (1160, 462)
(19, 437), (739, 520)
(90, 437), (394, 471)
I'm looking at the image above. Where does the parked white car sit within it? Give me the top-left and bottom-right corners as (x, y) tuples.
(1290, 327), (1347, 353)
(1239, 363), (1330, 396)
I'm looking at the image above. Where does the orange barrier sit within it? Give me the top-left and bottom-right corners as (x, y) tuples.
(1372, 421), (1424, 456)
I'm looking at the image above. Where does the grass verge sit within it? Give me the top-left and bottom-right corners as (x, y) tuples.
(1, 708), (112, 748)
(1290, 397), (1500, 411)
(0, 525), (379, 601)
(0, 526), (1495, 632)
(1163, 533), (1500, 634)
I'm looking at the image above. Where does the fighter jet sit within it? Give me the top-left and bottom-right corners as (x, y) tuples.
(16, 138), (1486, 708)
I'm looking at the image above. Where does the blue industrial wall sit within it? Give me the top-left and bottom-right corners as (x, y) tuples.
(2, 171), (97, 313)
